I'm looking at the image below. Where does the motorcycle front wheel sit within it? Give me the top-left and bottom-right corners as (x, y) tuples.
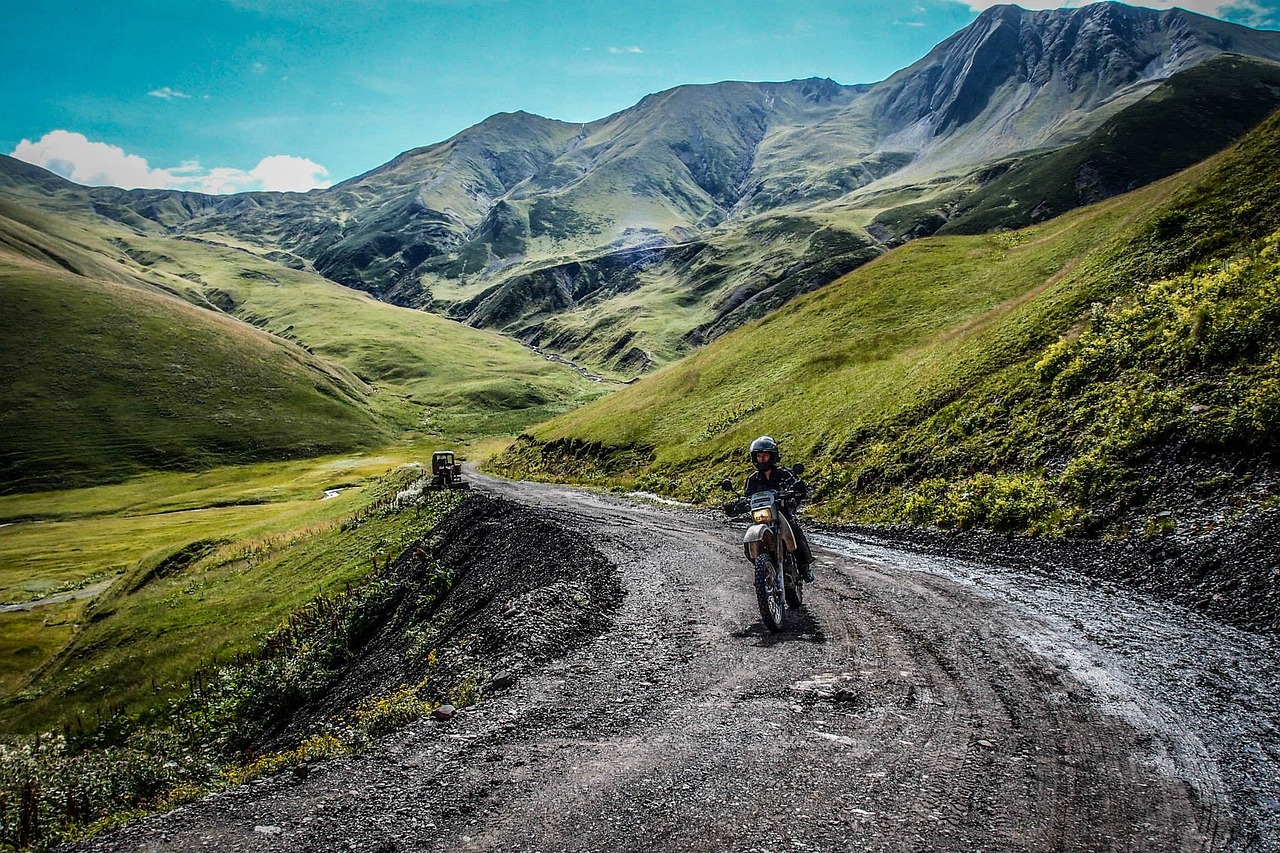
(754, 552), (785, 633)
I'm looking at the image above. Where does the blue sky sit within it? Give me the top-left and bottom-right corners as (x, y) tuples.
(4, 0), (1278, 193)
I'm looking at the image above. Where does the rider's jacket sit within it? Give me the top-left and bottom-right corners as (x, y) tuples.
(745, 465), (801, 498)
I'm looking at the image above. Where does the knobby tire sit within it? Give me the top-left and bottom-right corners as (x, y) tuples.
(754, 552), (785, 633)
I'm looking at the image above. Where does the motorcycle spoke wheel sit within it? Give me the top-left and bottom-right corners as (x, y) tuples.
(754, 553), (785, 633)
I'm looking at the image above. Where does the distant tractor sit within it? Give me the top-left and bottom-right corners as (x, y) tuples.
(429, 451), (468, 490)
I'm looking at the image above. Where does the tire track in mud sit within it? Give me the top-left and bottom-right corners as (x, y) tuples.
(74, 474), (1273, 852)
(816, 534), (1272, 852)
(795, 554), (1207, 853)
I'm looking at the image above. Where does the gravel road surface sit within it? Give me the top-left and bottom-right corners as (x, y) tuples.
(76, 472), (1280, 852)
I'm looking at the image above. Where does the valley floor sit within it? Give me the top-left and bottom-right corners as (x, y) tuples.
(71, 472), (1278, 852)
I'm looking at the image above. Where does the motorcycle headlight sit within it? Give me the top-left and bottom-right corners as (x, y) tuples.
(752, 506), (774, 523)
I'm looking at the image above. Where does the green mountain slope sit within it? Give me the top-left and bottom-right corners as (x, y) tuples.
(112, 229), (609, 436)
(0, 188), (605, 493)
(492, 108), (1280, 538)
(937, 54), (1280, 236)
(0, 205), (388, 494)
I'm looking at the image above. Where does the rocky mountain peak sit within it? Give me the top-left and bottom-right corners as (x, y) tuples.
(14, 1), (1280, 323)
(796, 76), (846, 103)
(873, 1), (1280, 148)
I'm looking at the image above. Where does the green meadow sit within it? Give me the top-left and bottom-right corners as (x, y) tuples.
(0, 446), (446, 733)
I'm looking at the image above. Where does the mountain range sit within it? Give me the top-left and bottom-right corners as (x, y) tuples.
(5, 1), (1280, 497)
(5, 4), (1280, 379)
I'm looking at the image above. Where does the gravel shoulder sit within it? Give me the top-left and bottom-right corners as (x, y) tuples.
(73, 472), (1279, 852)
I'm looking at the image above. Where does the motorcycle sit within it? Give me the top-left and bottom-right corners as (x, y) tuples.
(720, 463), (806, 633)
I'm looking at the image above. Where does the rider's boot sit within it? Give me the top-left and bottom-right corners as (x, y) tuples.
(800, 558), (814, 583)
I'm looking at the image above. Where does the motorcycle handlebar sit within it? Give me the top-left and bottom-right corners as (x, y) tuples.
(722, 491), (802, 517)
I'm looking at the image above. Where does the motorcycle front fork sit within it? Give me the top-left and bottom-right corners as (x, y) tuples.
(746, 538), (788, 593)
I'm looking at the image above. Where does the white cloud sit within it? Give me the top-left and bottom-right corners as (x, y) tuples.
(960, 0), (1275, 23)
(12, 131), (159, 188)
(10, 130), (330, 195)
(147, 86), (191, 100)
(249, 155), (332, 192)
(607, 46), (644, 54)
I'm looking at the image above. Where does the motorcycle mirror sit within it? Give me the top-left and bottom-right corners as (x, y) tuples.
(720, 478), (734, 492)
(791, 463), (805, 477)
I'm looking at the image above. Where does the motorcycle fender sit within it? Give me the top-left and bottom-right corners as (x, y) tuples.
(743, 525), (774, 562)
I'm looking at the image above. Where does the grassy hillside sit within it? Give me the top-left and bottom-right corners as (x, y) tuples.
(0, 191), (605, 493)
(0, 459), (454, 735)
(107, 230), (609, 435)
(492, 108), (1280, 537)
(0, 206), (388, 494)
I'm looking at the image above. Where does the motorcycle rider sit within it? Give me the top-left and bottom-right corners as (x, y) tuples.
(743, 436), (815, 582)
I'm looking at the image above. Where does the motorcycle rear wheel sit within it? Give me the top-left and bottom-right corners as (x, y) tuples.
(754, 553), (785, 633)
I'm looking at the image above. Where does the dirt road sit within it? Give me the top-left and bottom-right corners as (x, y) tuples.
(79, 472), (1280, 852)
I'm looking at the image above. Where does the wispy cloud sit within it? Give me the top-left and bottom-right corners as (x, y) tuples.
(148, 86), (191, 100)
(607, 46), (644, 54)
(1217, 0), (1280, 27)
(10, 130), (330, 194)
